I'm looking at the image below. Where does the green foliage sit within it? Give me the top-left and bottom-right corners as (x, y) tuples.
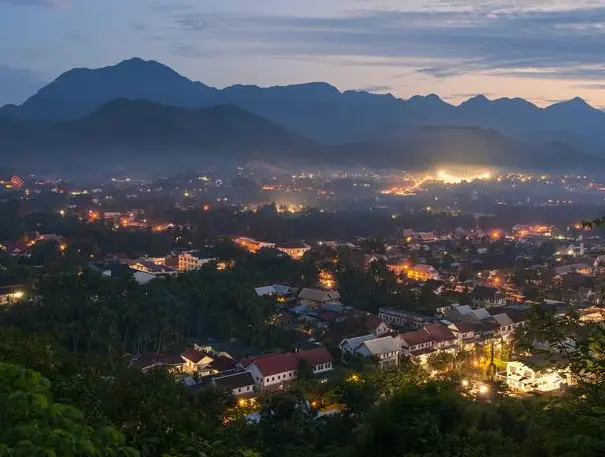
(0, 362), (137, 457)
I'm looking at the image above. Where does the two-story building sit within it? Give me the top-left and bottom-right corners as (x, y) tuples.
(471, 286), (506, 308)
(379, 307), (429, 329)
(181, 348), (215, 375)
(407, 264), (440, 282)
(178, 251), (216, 271)
(354, 336), (400, 369)
(501, 355), (571, 393)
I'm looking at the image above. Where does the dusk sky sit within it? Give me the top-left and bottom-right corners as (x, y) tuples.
(2, 0), (605, 107)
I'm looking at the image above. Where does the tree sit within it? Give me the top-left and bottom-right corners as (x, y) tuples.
(0, 362), (137, 456)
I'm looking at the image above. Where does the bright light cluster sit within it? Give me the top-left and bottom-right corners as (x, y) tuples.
(436, 169), (492, 184)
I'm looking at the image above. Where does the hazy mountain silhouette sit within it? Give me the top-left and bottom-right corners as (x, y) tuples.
(0, 100), (602, 174)
(3, 58), (605, 148)
(0, 100), (317, 173)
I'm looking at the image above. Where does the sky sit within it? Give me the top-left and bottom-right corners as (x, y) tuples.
(1, 0), (605, 107)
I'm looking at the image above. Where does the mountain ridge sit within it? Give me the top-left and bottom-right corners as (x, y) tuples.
(0, 99), (603, 176)
(2, 57), (605, 149)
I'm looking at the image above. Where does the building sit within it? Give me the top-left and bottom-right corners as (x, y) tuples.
(212, 371), (256, 397)
(0, 276), (24, 306)
(423, 324), (458, 350)
(354, 336), (400, 369)
(364, 314), (391, 336)
(386, 262), (410, 276)
(234, 237), (276, 253)
(471, 286), (506, 308)
(181, 348), (215, 375)
(554, 263), (592, 276)
(178, 251), (216, 271)
(245, 347), (333, 389)
(501, 355), (571, 393)
(398, 329), (436, 363)
(298, 288), (341, 309)
(447, 321), (480, 345)
(276, 242), (311, 260)
(379, 307), (428, 329)
(130, 260), (177, 277)
(407, 264), (440, 282)
(339, 334), (377, 354)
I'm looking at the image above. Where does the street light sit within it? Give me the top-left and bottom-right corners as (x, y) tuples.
(478, 384), (489, 395)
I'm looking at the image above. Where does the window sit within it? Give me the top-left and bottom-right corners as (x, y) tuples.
(247, 386), (251, 391)
(238, 388), (241, 393)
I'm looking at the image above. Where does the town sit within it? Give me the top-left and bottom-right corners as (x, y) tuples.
(1, 167), (605, 456)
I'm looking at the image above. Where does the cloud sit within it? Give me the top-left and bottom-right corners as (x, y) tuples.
(169, 4), (605, 81)
(575, 83), (605, 90)
(354, 85), (393, 92)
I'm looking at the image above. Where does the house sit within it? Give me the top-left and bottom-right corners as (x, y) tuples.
(178, 251), (216, 271)
(130, 261), (177, 277)
(554, 263), (592, 276)
(339, 334), (377, 354)
(407, 264), (440, 282)
(130, 353), (183, 373)
(355, 336), (400, 369)
(574, 287), (596, 305)
(0, 240), (31, 257)
(486, 307), (527, 332)
(471, 286), (506, 307)
(364, 314), (391, 336)
(447, 321), (480, 345)
(181, 348), (215, 374)
(255, 284), (295, 298)
(423, 324), (458, 349)
(234, 237), (276, 253)
(0, 276), (24, 306)
(415, 231), (437, 243)
(379, 307), (429, 329)
(399, 329), (435, 357)
(445, 304), (473, 322)
(490, 313), (515, 338)
(212, 371), (256, 397)
(246, 347), (333, 389)
(398, 331), (436, 364)
(276, 242), (311, 260)
(298, 288), (341, 309)
(464, 307), (492, 322)
(501, 355), (571, 393)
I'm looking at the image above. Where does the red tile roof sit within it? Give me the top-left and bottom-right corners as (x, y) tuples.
(424, 324), (456, 342)
(209, 355), (238, 372)
(399, 329), (434, 347)
(248, 347), (333, 377)
(364, 314), (386, 331)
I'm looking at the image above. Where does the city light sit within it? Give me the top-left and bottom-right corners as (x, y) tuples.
(436, 169), (492, 184)
(478, 384), (490, 395)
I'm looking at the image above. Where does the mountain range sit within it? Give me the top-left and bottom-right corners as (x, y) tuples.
(1, 57), (605, 173)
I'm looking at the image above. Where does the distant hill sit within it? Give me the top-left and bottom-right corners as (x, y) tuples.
(3, 58), (605, 148)
(0, 100), (317, 173)
(0, 101), (602, 174)
(324, 127), (604, 171)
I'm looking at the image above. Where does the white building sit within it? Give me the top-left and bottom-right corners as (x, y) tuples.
(178, 251), (216, 271)
(245, 347), (333, 389)
(502, 355), (571, 393)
